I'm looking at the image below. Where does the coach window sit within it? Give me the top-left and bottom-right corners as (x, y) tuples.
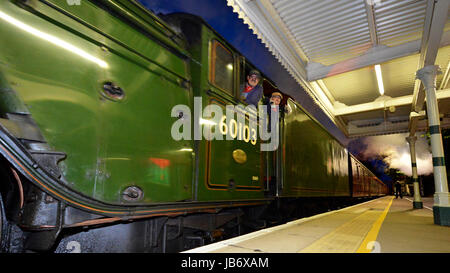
(210, 40), (234, 95)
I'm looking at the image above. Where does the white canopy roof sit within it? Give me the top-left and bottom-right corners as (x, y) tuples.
(227, 0), (450, 138)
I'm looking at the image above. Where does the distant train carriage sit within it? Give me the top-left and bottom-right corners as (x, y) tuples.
(0, 0), (386, 253)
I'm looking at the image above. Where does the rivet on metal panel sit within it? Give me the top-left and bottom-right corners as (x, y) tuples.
(122, 186), (144, 202)
(101, 82), (125, 101)
(228, 179), (235, 190)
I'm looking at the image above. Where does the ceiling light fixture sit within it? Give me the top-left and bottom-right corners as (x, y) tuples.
(375, 64), (384, 95)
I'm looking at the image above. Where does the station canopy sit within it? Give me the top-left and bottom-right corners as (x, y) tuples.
(227, 0), (450, 138)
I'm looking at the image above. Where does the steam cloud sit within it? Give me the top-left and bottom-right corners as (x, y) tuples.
(355, 133), (433, 176)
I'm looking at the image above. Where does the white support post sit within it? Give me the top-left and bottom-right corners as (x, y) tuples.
(416, 65), (450, 226)
(406, 136), (423, 209)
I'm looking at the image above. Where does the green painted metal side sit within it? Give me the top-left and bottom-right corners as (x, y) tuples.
(282, 99), (350, 197)
(184, 21), (265, 201)
(0, 0), (193, 204)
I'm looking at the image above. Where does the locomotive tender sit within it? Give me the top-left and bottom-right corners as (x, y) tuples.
(0, 0), (387, 252)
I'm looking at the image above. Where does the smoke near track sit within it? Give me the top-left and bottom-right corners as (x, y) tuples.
(349, 133), (433, 176)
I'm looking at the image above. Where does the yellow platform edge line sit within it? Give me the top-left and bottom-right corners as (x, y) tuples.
(356, 196), (394, 253)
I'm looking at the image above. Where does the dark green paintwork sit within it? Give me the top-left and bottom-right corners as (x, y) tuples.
(0, 0), (192, 204)
(189, 24), (264, 201)
(282, 99), (349, 197)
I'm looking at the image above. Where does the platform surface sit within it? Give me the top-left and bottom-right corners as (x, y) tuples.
(184, 196), (450, 253)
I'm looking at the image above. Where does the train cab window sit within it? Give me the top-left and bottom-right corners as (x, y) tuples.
(210, 40), (234, 95)
(239, 60), (262, 103)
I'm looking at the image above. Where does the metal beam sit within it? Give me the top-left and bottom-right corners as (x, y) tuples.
(348, 119), (410, 138)
(439, 61), (450, 90)
(408, 110), (426, 137)
(421, 2), (449, 67)
(410, 0), (449, 136)
(347, 116), (450, 139)
(334, 88), (450, 116)
(307, 31), (450, 81)
(364, 0), (379, 46)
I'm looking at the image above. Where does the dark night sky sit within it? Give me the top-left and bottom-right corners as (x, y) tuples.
(138, 0), (349, 145)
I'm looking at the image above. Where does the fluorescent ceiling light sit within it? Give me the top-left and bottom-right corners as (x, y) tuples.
(0, 10), (108, 68)
(375, 64), (384, 95)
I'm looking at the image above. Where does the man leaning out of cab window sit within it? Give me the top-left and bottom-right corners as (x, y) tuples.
(240, 70), (263, 107)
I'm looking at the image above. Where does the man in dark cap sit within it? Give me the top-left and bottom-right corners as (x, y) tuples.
(240, 70), (263, 107)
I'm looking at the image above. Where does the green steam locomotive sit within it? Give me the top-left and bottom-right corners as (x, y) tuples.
(0, 0), (387, 252)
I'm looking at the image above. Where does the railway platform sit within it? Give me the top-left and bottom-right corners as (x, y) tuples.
(184, 196), (450, 253)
